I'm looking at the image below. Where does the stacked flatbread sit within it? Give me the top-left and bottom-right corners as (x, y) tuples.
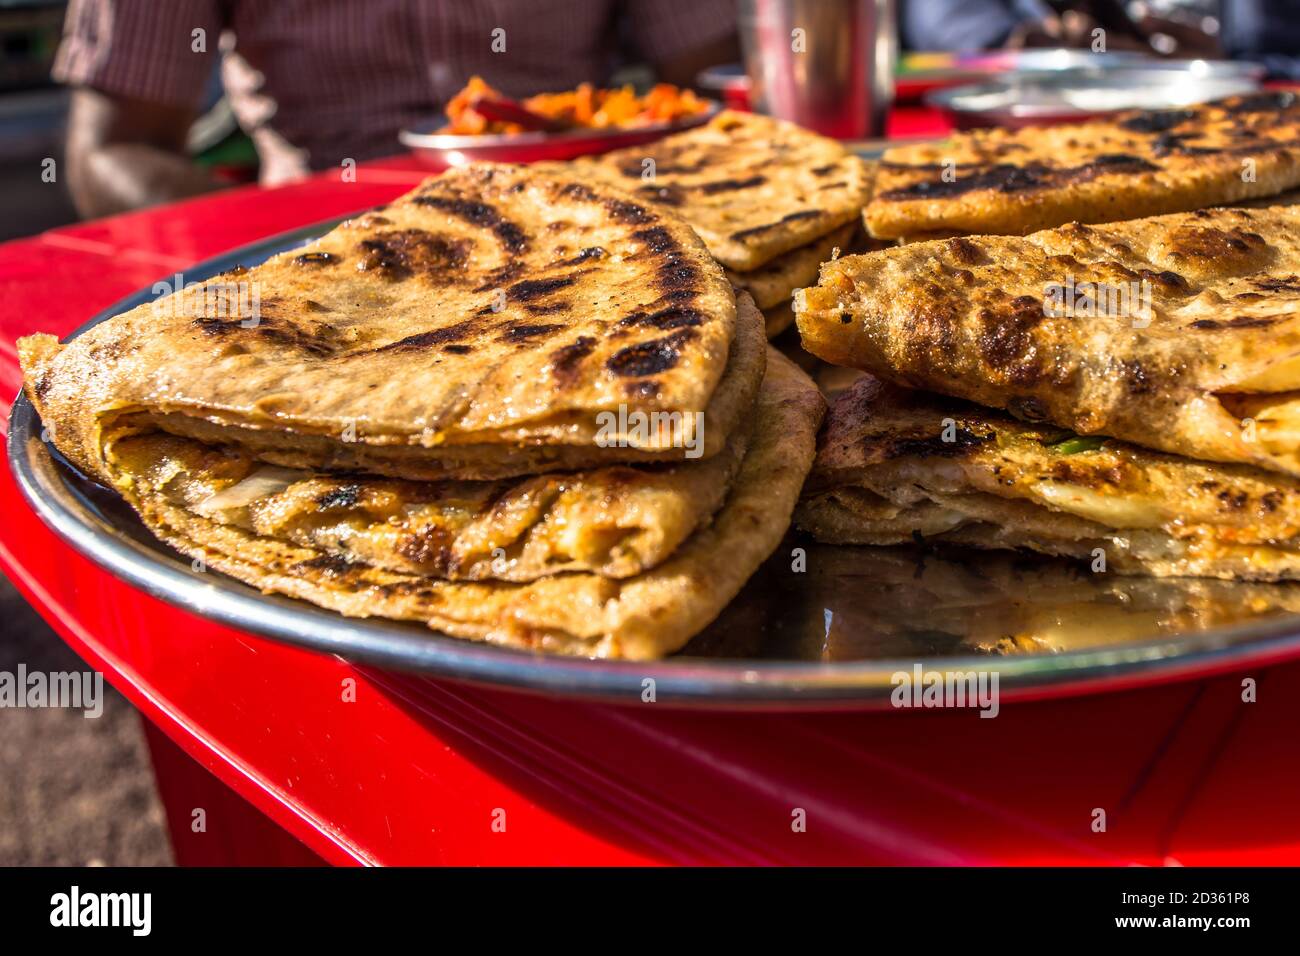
(794, 93), (1300, 582)
(865, 91), (1300, 241)
(21, 165), (825, 658)
(552, 111), (878, 337)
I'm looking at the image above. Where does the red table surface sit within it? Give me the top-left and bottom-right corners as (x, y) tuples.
(4, 124), (1300, 865)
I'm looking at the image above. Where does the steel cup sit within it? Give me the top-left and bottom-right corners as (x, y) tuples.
(739, 0), (897, 139)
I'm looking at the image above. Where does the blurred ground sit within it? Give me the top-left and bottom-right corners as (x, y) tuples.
(0, 79), (173, 865)
(0, 571), (172, 865)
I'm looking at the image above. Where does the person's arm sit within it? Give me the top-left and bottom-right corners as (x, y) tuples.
(53, 0), (223, 217)
(625, 0), (740, 86)
(65, 89), (218, 219)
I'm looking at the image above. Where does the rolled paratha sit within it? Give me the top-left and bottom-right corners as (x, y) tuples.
(96, 350), (825, 659)
(553, 111), (873, 271)
(797, 376), (1300, 582)
(866, 91), (1300, 239)
(20, 165), (758, 481)
(796, 205), (1300, 476)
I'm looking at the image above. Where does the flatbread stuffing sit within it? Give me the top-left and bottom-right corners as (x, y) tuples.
(106, 411), (749, 582)
(798, 376), (1300, 581)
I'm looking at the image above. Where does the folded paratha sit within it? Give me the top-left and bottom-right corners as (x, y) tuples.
(553, 111), (873, 271)
(20, 165), (757, 481)
(866, 91), (1300, 239)
(796, 205), (1300, 476)
(98, 350), (824, 659)
(104, 410), (751, 583)
(797, 377), (1300, 582)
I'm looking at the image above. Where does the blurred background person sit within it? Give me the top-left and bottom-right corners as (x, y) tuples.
(52, 0), (739, 217)
(900, 0), (1297, 66)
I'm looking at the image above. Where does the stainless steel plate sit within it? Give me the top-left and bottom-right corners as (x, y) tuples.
(929, 61), (1264, 128)
(399, 101), (720, 170)
(11, 219), (1300, 708)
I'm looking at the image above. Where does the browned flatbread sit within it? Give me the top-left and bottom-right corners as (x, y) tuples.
(112, 350), (825, 659)
(725, 222), (857, 311)
(554, 111), (874, 271)
(19, 165), (756, 482)
(798, 376), (1300, 582)
(796, 204), (1300, 476)
(107, 410), (750, 582)
(866, 91), (1300, 239)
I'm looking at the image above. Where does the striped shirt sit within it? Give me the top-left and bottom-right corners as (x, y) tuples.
(54, 0), (737, 184)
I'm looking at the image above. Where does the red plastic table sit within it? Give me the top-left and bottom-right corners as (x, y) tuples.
(4, 110), (1300, 866)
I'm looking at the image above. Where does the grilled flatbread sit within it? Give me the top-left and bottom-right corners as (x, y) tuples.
(797, 377), (1300, 582)
(105, 413), (750, 583)
(866, 91), (1300, 239)
(101, 350), (825, 659)
(725, 222), (857, 310)
(20, 165), (757, 481)
(554, 111), (873, 271)
(796, 205), (1300, 476)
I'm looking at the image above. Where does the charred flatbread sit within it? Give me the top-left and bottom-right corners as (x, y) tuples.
(866, 91), (1300, 239)
(554, 111), (873, 271)
(102, 350), (825, 659)
(798, 377), (1300, 582)
(20, 165), (757, 481)
(796, 205), (1300, 476)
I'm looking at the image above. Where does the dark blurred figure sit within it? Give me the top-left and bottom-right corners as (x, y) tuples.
(1219, 0), (1300, 80)
(902, 0), (1297, 64)
(54, 0), (738, 217)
